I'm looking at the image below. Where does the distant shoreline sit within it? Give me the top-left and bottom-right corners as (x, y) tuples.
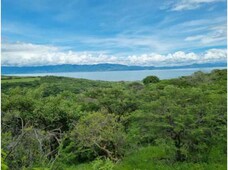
(2, 67), (226, 82)
(2, 63), (227, 75)
(2, 66), (226, 75)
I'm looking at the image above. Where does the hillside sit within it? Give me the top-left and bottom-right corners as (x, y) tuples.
(1, 69), (227, 170)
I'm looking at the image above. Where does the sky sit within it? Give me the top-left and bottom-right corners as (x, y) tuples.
(2, 0), (227, 66)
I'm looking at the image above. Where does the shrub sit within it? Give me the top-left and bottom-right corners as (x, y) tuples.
(143, 76), (160, 85)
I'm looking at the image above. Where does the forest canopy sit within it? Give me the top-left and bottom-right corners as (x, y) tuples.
(1, 69), (227, 170)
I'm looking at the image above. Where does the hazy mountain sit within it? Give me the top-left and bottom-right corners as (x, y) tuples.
(2, 62), (226, 74)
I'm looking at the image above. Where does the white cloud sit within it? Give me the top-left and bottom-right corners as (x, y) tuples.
(3, 15), (226, 55)
(203, 48), (227, 62)
(2, 42), (227, 66)
(127, 51), (201, 66)
(185, 24), (227, 44)
(167, 0), (225, 11)
(2, 42), (120, 66)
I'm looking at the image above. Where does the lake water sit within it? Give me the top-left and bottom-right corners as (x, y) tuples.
(6, 67), (226, 81)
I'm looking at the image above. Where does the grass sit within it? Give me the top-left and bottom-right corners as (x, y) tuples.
(113, 146), (226, 170)
(1, 77), (40, 83)
(56, 146), (226, 170)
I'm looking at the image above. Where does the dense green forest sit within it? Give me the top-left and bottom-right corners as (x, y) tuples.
(1, 69), (227, 170)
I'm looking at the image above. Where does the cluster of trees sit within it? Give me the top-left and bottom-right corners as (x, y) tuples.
(1, 69), (227, 169)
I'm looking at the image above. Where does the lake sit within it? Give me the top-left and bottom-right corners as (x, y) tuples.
(6, 67), (226, 81)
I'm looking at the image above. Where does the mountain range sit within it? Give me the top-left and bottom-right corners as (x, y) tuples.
(2, 62), (227, 74)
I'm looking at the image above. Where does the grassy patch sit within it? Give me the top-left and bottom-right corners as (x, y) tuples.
(113, 146), (227, 170)
(1, 77), (40, 83)
(61, 146), (226, 170)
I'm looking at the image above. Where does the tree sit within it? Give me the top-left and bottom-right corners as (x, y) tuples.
(71, 112), (127, 161)
(143, 76), (160, 85)
(129, 85), (225, 162)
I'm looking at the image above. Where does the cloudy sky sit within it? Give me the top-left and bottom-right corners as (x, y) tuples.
(2, 0), (227, 66)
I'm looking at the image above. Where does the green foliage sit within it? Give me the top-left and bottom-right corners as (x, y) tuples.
(1, 150), (8, 170)
(70, 112), (127, 161)
(143, 75), (160, 85)
(129, 85), (226, 162)
(1, 77), (40, 83)
(91, 158), (114, 170)
(113, 145), (226, 170)
(1, 70), (227, 169)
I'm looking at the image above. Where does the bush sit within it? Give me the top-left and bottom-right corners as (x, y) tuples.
(92, 158), (114, 170)
(70, 112), (127, 161)
(143, 76), (160, 85)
